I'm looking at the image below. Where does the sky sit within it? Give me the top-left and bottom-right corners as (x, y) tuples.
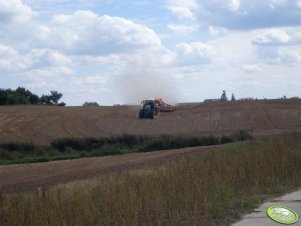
(0, 0), (301, 105)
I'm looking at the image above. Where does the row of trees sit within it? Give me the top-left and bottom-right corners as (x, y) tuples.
(0, 87), (65, 106)
(82, 102), (99, 106)
(221, 90), (236, 102)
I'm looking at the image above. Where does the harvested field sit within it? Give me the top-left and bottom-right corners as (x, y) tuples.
(1, 99), (301, 193)
(0, 143), (231, 193)
(0, 99), (301, 145)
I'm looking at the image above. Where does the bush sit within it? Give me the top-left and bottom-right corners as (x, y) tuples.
(50, 138), (88, 151)
(57, 102), (66, 106)
(1, 143), (35, 152)
(2, 131), (252, 165)
(220, 135), (234, 144)
(82, 102), (99, 106)
(233, 130), (253, 141)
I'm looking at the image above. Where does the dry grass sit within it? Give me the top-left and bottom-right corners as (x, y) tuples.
(1, 133), (301, 226)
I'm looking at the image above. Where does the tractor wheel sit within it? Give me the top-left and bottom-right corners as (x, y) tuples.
(150, 110), (159, 119)
(139, 109), (144, 119)
(149, 110), (154, 119)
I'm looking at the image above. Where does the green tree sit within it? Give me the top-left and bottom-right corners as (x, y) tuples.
(0, 87), (65, 105)
(15, 87), (38, 104)
(50, 91), (63, 105)
(231, 93), (236, 101)
(28, 94), (39, 104)
(39, 94), (51, 105)
(83, 102), (99, 106)
(39, 91), (63, 105)
(221, 90), (228, 102)
(0, 89), (8, 105)
(0, 87), (39, 105)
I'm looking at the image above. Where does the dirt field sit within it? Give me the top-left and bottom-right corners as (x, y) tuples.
(1, 99), (301, 193)
(0, 99), (301, 145)
(0, 144), (230, 193)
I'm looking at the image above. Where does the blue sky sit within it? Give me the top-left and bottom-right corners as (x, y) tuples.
(1, 0), (301, 105)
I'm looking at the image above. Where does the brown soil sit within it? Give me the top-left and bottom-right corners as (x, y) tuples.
(0, 144), (230, 194)
(0, 99), (301, 145)
(1, 99), (301, 194)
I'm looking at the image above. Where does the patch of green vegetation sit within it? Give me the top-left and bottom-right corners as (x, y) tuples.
(1, 133), (301, 226)
(0, 131), (252, 165)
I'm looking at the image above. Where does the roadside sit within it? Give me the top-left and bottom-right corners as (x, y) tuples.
(233, 190), (301, 226)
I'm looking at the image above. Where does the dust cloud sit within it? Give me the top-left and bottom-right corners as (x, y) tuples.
(117, 56), (178, 105)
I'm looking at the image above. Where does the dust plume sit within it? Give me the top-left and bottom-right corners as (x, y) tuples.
(117, 56), (178, 104)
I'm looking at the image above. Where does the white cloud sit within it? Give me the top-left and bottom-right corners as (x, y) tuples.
(23, 67), (74, 78)
(34, 10), (161, 55)
(0, 44), (17, 56)
(252, 28), (301, 65)
(196, 1), (301, 30)
(75, 75), (109, 85)
(207, 31), (256, 67)
(0, 44), (30, 72)
(175, 42), (216, 65)
(167, 24), (198, 33)
(29, 49), (72, 67)
(168, 6), (194, 19)
(167, 0), (198, 9)
(78, 55), (121, 65)
(253, 29), (291, 45)
(256, 45), (301, 65)
(166, 0), (198, 19)
(1, 0), (301, 105)
(269, 0), (286, 9)
(278, 48), (301, 64)
(0, 44), (75, 75)
(0, 0), (36, 23)
(208, 26), (228, 36)
(0, 1), (38, 49)
(293, 31), (301, 42)
(25, 76), (48, 89)
(243, 64), (262, 73)
(228, 0), (240, 11)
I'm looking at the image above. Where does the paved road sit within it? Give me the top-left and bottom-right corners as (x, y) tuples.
(232, 190), (301, 226)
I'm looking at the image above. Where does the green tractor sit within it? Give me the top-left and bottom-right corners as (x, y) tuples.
(139, 100), (159, 119)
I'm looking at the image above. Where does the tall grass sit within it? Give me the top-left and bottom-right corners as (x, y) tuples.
(1, 133), (301, 225)
(0, 131), (251, 165)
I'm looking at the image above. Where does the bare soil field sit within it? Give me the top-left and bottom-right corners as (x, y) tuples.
(0, 99), (301, 145)
(0, 144), (229, 193)
(1, 99), (301, 193)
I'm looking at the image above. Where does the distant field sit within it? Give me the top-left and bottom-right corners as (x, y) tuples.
(1, 133), (301, 226)
(0, 99), (301, 144)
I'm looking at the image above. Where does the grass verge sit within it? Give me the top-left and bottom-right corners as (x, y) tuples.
(0, 132), (301, 225)
(0, 131), (251, 165)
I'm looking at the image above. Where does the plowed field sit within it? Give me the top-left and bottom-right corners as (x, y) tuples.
(0, 99), (301, 145)
(1, 99), (301, 193)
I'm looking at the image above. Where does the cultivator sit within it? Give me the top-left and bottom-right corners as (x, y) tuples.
(155, 98), (176, 112)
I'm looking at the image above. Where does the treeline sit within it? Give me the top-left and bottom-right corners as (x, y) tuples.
(0, 87), (65, 106)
